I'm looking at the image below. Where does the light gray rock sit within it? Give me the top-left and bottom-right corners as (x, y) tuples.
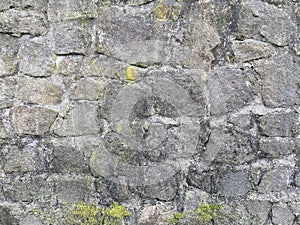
(0, 9), (47, 35)
(19, 38), (55, 77)
(272, 203), (295, 225)
(48, 0), (98, 22)
(208, 67), (254, 116)
(72, 77), (104, 101)
(259, 137), (295, 158)
(254, 54), (300, 108)
(245, 200), (272, 225)
(137, 205), (167, 225)
(56, 55), (83, 76)
(16, 76), (63, 104)
(0, 34), (18, 77)
(11, 106), (58, 136)
(20, 215), (43, 225)
(0, 77), (16, 105)
(0, 206), (19, 225)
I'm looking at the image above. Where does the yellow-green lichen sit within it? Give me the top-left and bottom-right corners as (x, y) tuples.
(125, 66), (137, 83)
(152, 4), (181, 22)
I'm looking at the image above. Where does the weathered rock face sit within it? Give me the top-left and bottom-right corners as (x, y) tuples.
(0, 0), (299, 224)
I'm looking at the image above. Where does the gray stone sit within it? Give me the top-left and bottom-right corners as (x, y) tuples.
(257, 110), (298, 137)
(183, 189), (210, 212)
(20, 215), (43, 225)
(72, 77), (104, 101)
(259, 137), (295, 158)
(50, 138), (88, 173)
(254, 54), (300, 108)
(0, 119), (8, 139)
(3, 174), (49, 202)
(56, 55), (83, 76)
(0, 206), (19, 225)
(0, 77), (16, 104)
(295, 173), (300, 187)
(48, 0), (98, 22)
(207, 67), (254, 116)
(16, 76), (63, 104)
(137, 205), (167, 225)
(220, 171), (251, 198)
(245, 200), (272, 225)
(0, 0), (47, 11)
(272, 203), (295, 225)
(11, 106), (58, 136)
(50, 175), (94, 205)
(237, 0), (297, 46)
(3, 145), (47, 173)
(258, 167), (292, 193)
(53, 101), (100, 136)
(232, 39), (274, 63)
(0, 34), (18, 77)
(0, 9), (47, 35)
(19, 38), (55, 77)
(53, 21), (92, 55)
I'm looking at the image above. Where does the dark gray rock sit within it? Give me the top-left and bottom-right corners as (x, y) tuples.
(257, 110), (298, 137)
(207, 67), (254, 116)
(254, 54), (300, 108)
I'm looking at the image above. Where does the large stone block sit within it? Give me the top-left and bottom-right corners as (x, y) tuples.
(0, 34), (18, 77)
(254, 54), (300, 108)
(16, 76), (63, 104)
(0, 9), (47, 35)
(207, 67), (254, 116)
(11, 106), (58, 136)
(53, 21), (92, 55)
(19, 38), (55, 77)
(48, 0), (98, 22)
(257, 110), (298, 137)
(53, 101), (100, 136)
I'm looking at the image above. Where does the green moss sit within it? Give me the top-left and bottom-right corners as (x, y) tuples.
(70, 202), (101, 225)
(167, 213), (183, 224)
(196, 203), (222, 222)
(100, 202), (131, 225)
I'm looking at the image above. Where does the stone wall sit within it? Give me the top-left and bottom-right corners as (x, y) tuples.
(0, 0), (299, 224)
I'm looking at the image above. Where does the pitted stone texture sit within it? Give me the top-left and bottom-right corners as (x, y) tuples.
(208, 67), (254, 116)
(53, 21), (92, 55)
(53, 101), (100, 136)
(98, 7), (167, 66)
(254, 54), (300, 108)
(0, 0), (47, 11)
(219, 171), (251, 198)
(50, 137), (88, 173)
(16, 76), (63, 104)
(49, 175), (95, 205)
(3, 144), (47, 173)
(19, 38), (55, 77)
(3, 174), (49, 202)
(272, 203), (295, 225)
(0, 206), (19, 225)
(72, 77), (104, 101)
(0, 9), (47, 35)
(232, 39), (274, 63)
(137, 205), (167, 225)
(56, 55), (83, 76)
(258, 167), (292, 193)
(237, 0), (297, 46)
(257, 110), (298, 137)
(183, 1), (220, 70)
(0, 77), (16, 106)
(0, 119), (8, 139)
(48, 0), (98, 22)
(259, 137), (295, 158)
(0, 35), (18, 77)
(11, 106), (58, 136)
(245, 200), (272, 225)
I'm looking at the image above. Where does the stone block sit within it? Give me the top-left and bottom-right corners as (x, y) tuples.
(0, 0), (47, 11)
(259, 137), (295, 158)
(53, 101), (100, 136)
(0, 9), (47, 35)
(48, 0), (98, 22)
(16, 76), (63, 104)
(11, 106), (58, 136)
(257, 110), (298, 137)
(19, 38), (55, 77)
(72, 77), (104, 101)
(254, 54), (300, 108)
(53, 21), (92, 55)
(245, 200), (272, 225)
(0, 77), (17, 104)
(0, 34), (18, 77)
(207, 67), (254, 116)
(272, 203), (295, 225)
(56, 55), (83, 76)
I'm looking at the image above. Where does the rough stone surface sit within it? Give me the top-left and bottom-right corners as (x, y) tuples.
(0, 0), (299, 224)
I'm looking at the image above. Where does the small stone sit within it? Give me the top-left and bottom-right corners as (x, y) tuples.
(16, 76), (63, 104)
(48, 0), (98, 22)
(0, 34), (18, 77)
(0, 9), (47, 35)
(232, 39), (274, 63)
(259, 137), (295, 158)
(73, 77), (104, 101)
(272, 203), (295, 225)
(53, 21), (92, 55)
(11, 106), (58, 136)
(137, 205), (167, 225)
(19, 38), (55, 77)
(257, 110), (298, 137)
